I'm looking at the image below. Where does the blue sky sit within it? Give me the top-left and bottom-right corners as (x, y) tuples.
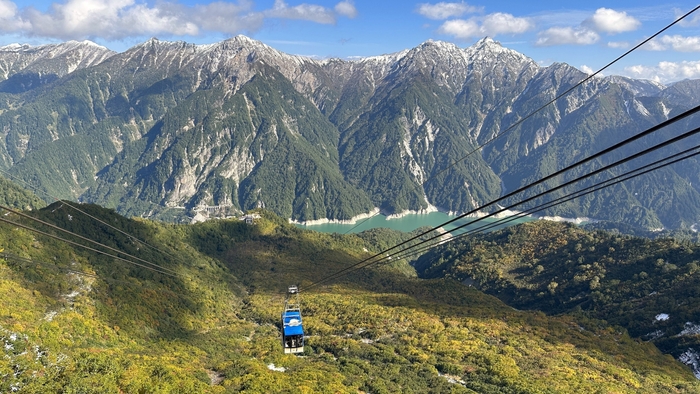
(1, 1), (700, 83)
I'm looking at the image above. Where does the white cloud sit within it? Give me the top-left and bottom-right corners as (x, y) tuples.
(536, 27), (599, 46)
(0, 0), (356, 41)
(416, 2), (481, 20)
(584, 8), (640, 34)
(644, 39), (667, 51)
(624, 61), (700, 83)
(192, 2), (263, 34)
(661, 35), (700, 52)
(482, 13), (532, 35)
(535, 7), (638, 47)
(579, 65), (603, 77)
(438, 19), (480, 38)
(437, 13), (532, 39)
(266, 0), (336, 24)
(0, 0), (16, 19)
(0, 0), (28, 32)
(334, 1), (357, 19)
(646, 35), (700, 52)
(22, 0), (203, 40)
(580, 65), (594, 75)
(607, 41), (629, 49)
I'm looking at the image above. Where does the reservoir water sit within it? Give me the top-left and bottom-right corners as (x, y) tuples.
(295, 211), (534, 234)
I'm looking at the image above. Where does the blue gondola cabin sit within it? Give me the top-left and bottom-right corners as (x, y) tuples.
(282, 285), (304, 354)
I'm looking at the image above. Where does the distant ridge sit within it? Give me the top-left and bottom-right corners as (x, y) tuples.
(1, 35), (699, 229)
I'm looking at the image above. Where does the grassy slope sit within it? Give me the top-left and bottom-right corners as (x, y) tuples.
(0, 205), (697, 393)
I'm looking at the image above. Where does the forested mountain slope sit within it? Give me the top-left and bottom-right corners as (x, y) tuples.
(1, 205), (697, 392)
(416, 220), (700, 378)
(0, 175), (45, 211)
(1, 37), (700, 228)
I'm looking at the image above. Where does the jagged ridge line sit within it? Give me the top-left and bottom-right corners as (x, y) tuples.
(341, 5), (700, 236)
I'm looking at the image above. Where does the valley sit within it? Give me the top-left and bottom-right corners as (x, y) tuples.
(1, 36), (700, 229)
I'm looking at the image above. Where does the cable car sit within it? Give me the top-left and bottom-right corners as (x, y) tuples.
(282, 285), (304, 354)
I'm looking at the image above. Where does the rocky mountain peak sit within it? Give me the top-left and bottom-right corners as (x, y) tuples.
(228, 34), (262, 46)
(465, 36), (533, 65)
(0, 43), (30, 52)
(416, 39), (461, 52)
(215, 35), (293, 61)
(0, 39), (114, 84)
(61, 39), (109, 50)
(143, 37), (161, 46)
(472, 36), (500, 49)
(133, 37), (194, 52)
(606, 75), (666, 97)
(216, 35), (267, 52)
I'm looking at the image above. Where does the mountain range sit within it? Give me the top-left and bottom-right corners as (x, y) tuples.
(1, 36), (700, 228)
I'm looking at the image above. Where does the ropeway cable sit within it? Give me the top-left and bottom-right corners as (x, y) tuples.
(301, 105), (700, 290)
(386, 144), (700, 264)
(314, 124), (700, 283)
(0, 167), (179, 261)
(0, 215), (178, 277)
(340, 4), (700, 235)
(325, 132), (700, 278)
(0, 251), (180, 294)
(300, 105), (700, 292)
(0, 203), (179, 275)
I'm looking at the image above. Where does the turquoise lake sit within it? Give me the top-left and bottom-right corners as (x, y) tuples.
(294, 211), (534, 234)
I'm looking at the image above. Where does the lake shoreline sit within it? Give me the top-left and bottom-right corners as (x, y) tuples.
(291, 207), (596, 234)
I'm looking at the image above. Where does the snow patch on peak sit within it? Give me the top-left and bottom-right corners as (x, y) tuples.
(464, 36), (535, 69)
(231, 34), (258, 44)
(62, 39), (106, 49)
(74, 40), (109, 51)
(474, 36), (499, 46)
(418, 39), (460, 51)
(357, 49), (409, 65)
(0, 43), (26, 51)
(223, 35), (269, 49)
(470, 37), (508, 53)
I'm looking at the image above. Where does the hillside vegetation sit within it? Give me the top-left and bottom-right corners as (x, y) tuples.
(0, 175), (46, 211)
(416, 220), (700, 369)
(0, 205), (698, 392)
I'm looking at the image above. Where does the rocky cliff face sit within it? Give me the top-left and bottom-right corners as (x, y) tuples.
(0, 36), (698, 227)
